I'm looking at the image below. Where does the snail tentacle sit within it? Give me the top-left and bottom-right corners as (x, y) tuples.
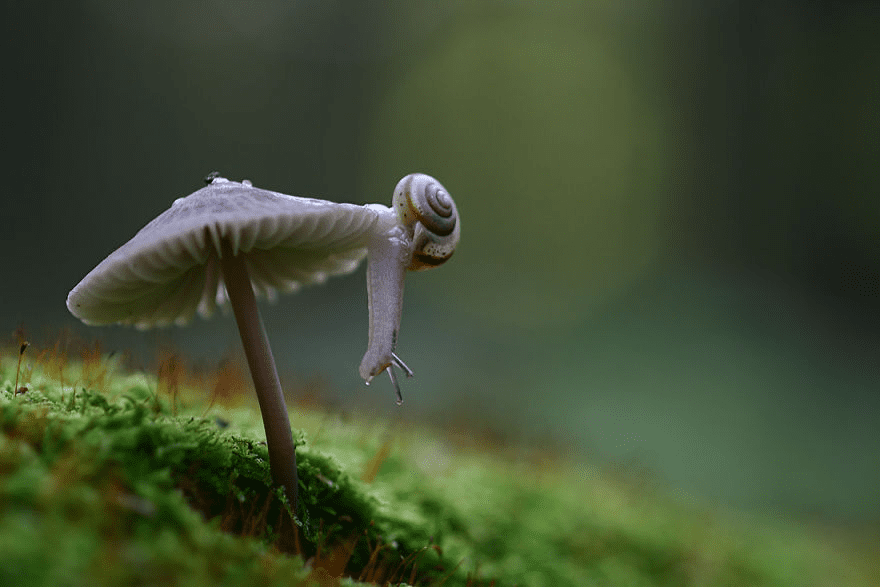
(391, 352), (414, 377)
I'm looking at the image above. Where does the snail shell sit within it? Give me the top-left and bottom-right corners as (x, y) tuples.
(392, 173), (460, 271)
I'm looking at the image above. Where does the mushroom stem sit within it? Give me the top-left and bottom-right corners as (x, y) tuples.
(219, 239), (299, 513)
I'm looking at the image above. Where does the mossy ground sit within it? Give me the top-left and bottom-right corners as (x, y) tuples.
(0, 337), (877, 586)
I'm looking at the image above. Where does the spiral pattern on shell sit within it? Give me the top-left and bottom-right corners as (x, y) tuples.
(392, 173), (460, 271)
(394, 174), (457, 236)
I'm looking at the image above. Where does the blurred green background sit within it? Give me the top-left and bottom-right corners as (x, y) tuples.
(3, 1), (878, 526)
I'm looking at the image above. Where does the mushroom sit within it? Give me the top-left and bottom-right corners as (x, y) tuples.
(66, 173), (460, 512)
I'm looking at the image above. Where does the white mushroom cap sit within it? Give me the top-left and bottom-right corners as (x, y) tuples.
(67, 177), (383, 329)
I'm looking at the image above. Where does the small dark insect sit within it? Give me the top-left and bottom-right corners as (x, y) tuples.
(203, 171), (222, 185)
(15, 386), (27, 395)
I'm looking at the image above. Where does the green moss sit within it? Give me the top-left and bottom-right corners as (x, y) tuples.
(1, 348), (877, 586)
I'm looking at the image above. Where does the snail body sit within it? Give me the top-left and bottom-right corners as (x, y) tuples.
(359, 173), (460, 403)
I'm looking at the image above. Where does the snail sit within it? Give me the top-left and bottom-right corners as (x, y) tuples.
(360, 173), (460, 403)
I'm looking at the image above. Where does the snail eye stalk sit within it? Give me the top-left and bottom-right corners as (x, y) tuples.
(385, 353), (414, 406)
(391, 352), (414, 377)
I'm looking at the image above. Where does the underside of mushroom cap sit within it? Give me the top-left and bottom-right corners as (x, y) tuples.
(67, 178), (382, 329)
